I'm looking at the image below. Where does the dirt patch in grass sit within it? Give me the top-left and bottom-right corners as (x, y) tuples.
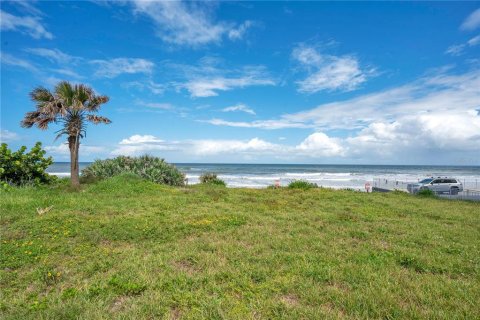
(169, 307), (182, 320)
(110, 296), (129, 313)
(280, 294), (300, 307)
(173, 259), (200, 275)
(327, 281), (350, 293)
(321, 302), (346, 318)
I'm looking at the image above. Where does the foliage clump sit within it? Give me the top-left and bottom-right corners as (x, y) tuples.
(199, 173), (226, 186)
(288, 180), (318, 190)
(81, 155), (185, 186)
(417, 188), (436, 197)
(0, 142), (54, 187)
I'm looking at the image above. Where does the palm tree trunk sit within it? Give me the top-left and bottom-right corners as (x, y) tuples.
(68, 135), (80, 187)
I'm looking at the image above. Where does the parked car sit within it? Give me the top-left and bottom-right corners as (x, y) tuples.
(407, 177), (463, 194)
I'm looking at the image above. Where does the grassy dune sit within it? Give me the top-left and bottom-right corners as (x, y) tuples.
(1, 175), (479, 319)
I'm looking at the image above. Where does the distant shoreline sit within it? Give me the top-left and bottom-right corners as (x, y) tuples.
(50, 162), (480, 168)
(47, 163), (480, 189)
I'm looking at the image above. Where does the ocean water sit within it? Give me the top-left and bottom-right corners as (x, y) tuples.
(47, 163), (480, 190)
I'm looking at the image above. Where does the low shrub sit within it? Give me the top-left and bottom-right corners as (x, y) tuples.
(0, 142), (54, 187)
(288, 180), (318, 190)
(267, 185), (281, 189)
(199, 173), (226, 186)
(81, 155), (185, 186)
(417, 188), (436, 197)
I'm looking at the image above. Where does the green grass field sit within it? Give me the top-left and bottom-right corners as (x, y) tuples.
(1, 175), (479, 319)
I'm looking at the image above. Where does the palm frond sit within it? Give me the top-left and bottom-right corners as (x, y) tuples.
(30, 87), (54, 104)
(86, 115), (112, 124)
(86, 95), (109, 112)
(54, 81), (74, 107)
(20, 111), (41, 128)
(74, 84), (92, 109)
(21, 111), (56, 130)
(37, 116), (55, 130)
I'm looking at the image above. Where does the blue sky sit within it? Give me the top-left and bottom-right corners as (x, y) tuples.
(1, 1), (479, 165)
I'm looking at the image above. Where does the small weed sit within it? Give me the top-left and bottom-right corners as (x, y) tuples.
(37, 267), (62, 286)
(61, 288), (78, 299)
(108, 275), (146, 296)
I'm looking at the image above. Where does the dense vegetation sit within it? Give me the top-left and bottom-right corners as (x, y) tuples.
(417, 188), (436, 197)
(81, 155), (185, 186)
(1, 175), (479, 319)
(0, 143), (54, 188)
(287, 180), (318, 190)
(199, 173), (226, 186)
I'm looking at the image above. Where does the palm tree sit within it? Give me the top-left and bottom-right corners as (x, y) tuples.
(21, 81), (111, 187)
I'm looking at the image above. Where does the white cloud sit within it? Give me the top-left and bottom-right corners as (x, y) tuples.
(123, 80), (165, 95)
(109, 133), (347, 160)
(110, 113), (480, 162)
(12, 1), (44, 16)
(0, 9), (53, 39)
(132, 100), (176, 112)
(468, 35), (480, 46)
(204, 118), (310, 129)
(119, 135), (165, 145)
(178, 63), (275, 97)
(228, 21), (253, 40)
(111, 144), (174, 156)
(51, 68), (83, 79)
(44, 144), (104, 156)
(292, 44), (374, 93)
(0, 130), (19, 143)
(184, 75), (274, 97)
(292, 46), (323, 66)
(111, 134), (283, 158)
(191, 138), (281, 156)
(445, 34), (480, 56)
(112, 134), (178, 156)
(2, 52), (81, 84)
(461, 8), (480, 31)
(164, 57), (275, 97)
(208, 68), (480, 131)
(130, 1), (252, 46)
(445, 44), (466, 56)
(1, 52), (38, 72)
(296, 132), (345, 157)
(90, 58), (154, 78)
(25, 48), (79, 64)
(346, 110), (480, 159)
(143, 102), (174, 110)
(221, 104), (256, 115)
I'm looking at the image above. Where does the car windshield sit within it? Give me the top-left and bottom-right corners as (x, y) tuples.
(419, 178), (433, 184)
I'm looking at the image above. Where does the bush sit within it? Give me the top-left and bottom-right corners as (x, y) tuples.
(417, 188), (436, 197)
(0, 142), (54, 187)
(288, 180), (318, 190)
(81, 155), (185, 186)
(267, 185), (281, 189)
(199, 173), (226, 186)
